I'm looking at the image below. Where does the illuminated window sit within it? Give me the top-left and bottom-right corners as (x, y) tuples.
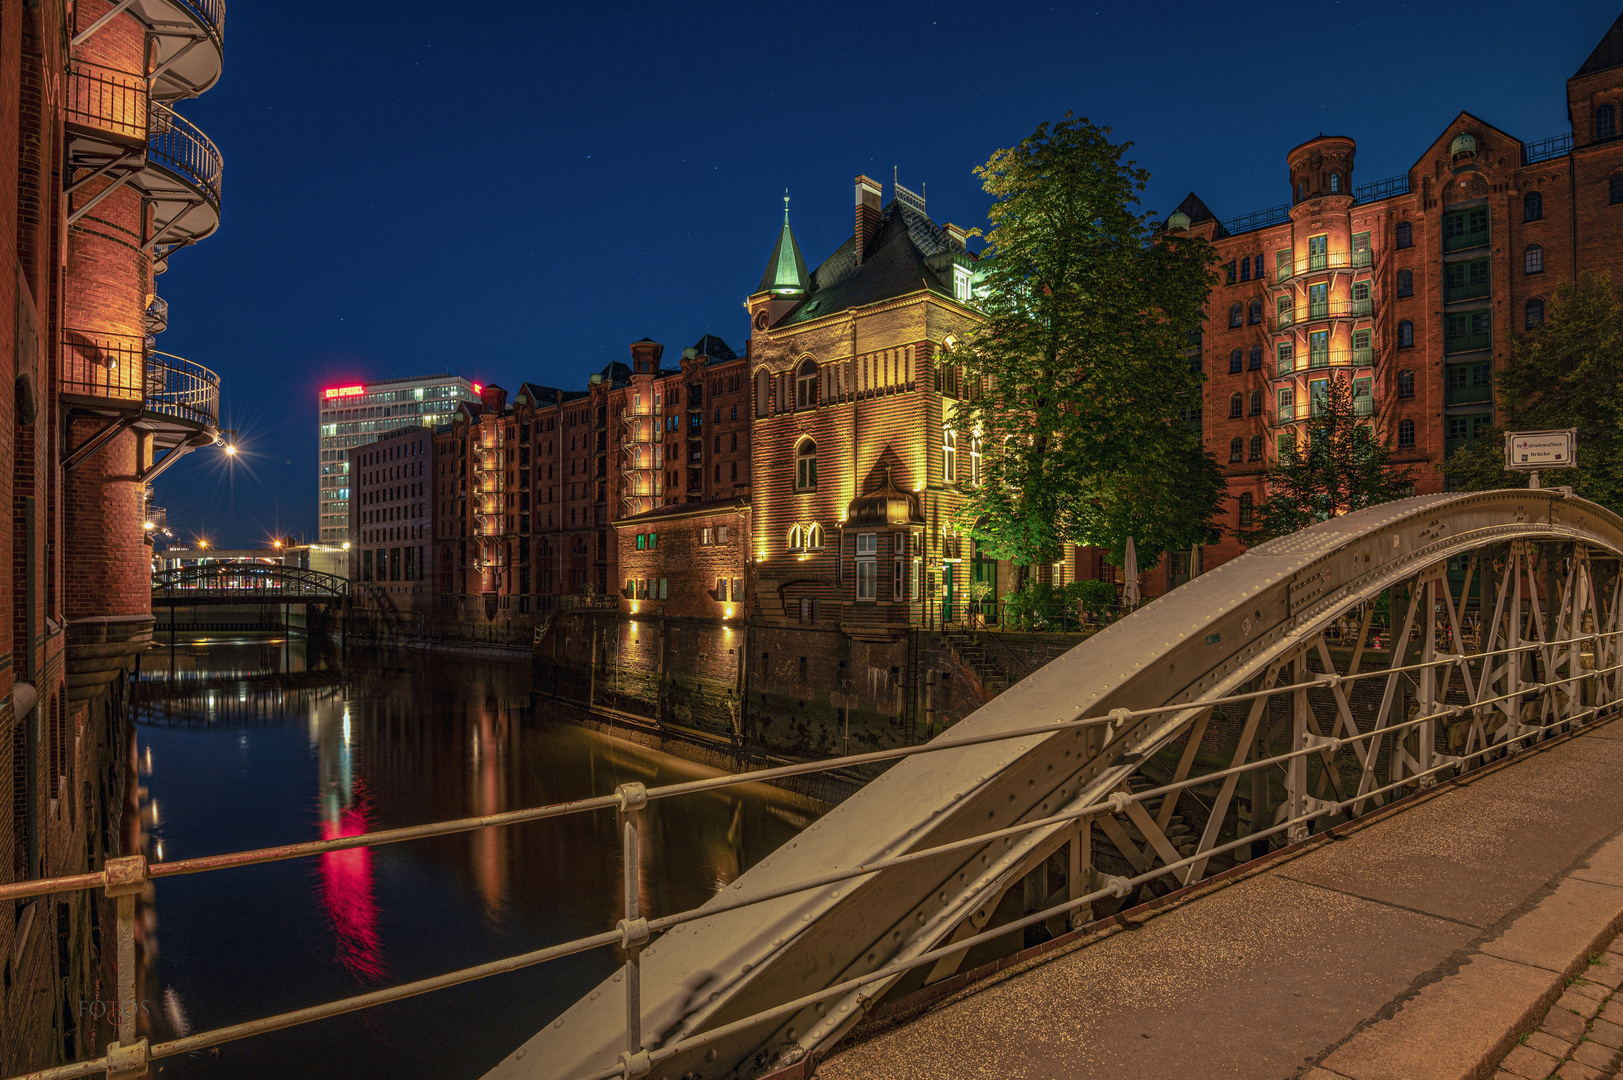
(943, 427), (958, 483)
(795, 438), (817, 490)
(855, 533), (877, 601)
(787, 525), (803, 552)
(795, 359), (818, 409)
(806, 523), (823, 549)
(969, 436), (982, 485)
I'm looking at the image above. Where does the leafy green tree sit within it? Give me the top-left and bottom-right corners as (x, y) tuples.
(1441, 273), (1623, 511)
(952, 114), (1225, 583)
(1251, 375), (1413, 539)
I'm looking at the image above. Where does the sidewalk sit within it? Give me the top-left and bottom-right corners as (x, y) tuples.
(815, 717), (1623, 1080)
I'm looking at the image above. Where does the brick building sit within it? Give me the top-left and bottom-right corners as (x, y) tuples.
(613, 499), (749, 620)
(2, 0), (229, 1071)
(347, 426), (435, 612)
(1180, 11), (1623, 568)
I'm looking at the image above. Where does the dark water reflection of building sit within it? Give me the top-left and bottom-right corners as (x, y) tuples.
(132, 641), (820, 1079)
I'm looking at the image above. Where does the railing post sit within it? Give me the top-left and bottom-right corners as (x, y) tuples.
(104, 854), (149, 1078)
(615, 782), (651, 1079)
(1417, 577), (1438, 786)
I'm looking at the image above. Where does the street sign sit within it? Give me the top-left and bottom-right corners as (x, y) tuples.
(1504, 429), (1577, 471)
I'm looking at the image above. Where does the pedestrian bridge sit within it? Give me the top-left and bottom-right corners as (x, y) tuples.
(150, 563), (350, 606)
(6, 490), (1622, 1080)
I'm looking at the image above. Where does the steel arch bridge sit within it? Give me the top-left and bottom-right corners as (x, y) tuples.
(498, 490), (1623, 1080)
(151, 563), (350, 606)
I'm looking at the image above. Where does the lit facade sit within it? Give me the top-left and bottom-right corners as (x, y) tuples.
(316, 374), (477, 542)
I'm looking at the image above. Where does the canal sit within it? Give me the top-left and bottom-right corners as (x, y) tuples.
(130, 638), (821, 1079)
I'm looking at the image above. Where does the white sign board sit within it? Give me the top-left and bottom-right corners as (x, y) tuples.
(1504, 429), (1577, 471)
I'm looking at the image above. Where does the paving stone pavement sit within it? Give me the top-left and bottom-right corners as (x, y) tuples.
(1492, 936), (1623, 1080)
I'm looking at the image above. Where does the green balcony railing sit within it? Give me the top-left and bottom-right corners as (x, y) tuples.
(1274, 348), (1377, 376)
(1354, 396), (1375, 417)
(1444, 226), (1490, 253)
(1445, 279), (1491, 304)
(1446, 331), (1492, 354)
(1446, 383), (1493, 405)
(1269, 248), (1373, 285)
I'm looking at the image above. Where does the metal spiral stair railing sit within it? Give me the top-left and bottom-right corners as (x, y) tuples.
(497, 490), (1623, 1080)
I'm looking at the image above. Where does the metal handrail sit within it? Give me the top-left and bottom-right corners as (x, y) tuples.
(1270, 299), (1375, 331)
(169, 0), (226, 47)
(1219, 203), (1290, 236)
(146, 351), (220, 427)
(147, 101), (223, 211)
(65, 61), (146, 141)
(1525, 132), (1573, 165)
(1273, 347), (1376, 377)
(1268, 249), (1374, 284)
(3, 626), (1619, 1080)
(1355, 174), (1410, 202)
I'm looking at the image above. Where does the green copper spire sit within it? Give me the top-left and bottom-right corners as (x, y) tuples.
(757, 190), (809, 297)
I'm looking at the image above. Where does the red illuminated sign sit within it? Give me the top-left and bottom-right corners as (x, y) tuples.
(323, 385), (365, 399)
(473, 383), (483, 394)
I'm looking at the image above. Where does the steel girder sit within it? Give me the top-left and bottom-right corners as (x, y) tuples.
(487, 490), (1623, 1080)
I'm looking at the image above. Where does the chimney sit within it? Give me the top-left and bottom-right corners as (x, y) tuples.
(944, 222), (967, 250)
(855, 174), (882, 265)
(480, 384), (508, 412)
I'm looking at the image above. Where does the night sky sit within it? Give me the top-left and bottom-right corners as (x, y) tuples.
(153, 0), (1623, 547)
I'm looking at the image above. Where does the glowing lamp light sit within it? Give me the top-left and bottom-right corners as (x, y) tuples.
(224, 443), (237, 456)
(143, 521), (155, 530)
(198, 538), (209, 550)
(324, 385), (365, 399)
(341, 541), (351, 550)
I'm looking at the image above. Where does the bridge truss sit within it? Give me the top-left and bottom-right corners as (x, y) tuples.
(151, 562), (349, 605)
(5, 491), (1623, 1080)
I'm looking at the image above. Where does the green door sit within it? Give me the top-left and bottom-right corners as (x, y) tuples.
(941, 564), (955, 625)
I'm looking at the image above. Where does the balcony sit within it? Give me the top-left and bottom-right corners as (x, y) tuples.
(1443, 225), (1490, 254)
(1273, 348), (1376, 376)
(126, 0), (226, 100)
(66, 64), (223, 251)
(62, 331), (219, 427)
(1270, 298), (1374, 332)
(1268, 249), (1373, 285)
(1444, 277), (1491, 304)
(1446, 331), (1492, 354)
(1446, 383), (1493, 406)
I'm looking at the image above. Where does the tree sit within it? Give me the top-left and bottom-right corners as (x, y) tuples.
(1251, 375), (1413, 540)
(952, 115), (1225, 581)
(1441, 273), (1623, 512)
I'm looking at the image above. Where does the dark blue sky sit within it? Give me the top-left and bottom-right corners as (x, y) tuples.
(154, 0), (1623, 547)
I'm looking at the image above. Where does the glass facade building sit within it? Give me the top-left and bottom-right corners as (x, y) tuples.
(317, 374), (478, 541)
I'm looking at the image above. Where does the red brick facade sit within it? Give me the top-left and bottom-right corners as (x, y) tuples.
(613, 499), (749, 621)
(1184, 16), (1623, 570)
(349, 426), (434, 612)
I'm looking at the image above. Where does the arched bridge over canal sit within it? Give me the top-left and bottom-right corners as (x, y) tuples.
(151, 564), (350, 607)
(7, 490), (1623, 1080)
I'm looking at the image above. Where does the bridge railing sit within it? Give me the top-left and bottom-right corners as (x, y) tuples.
(3, 616), (1621, 1080)
(152, 564), (349, 599)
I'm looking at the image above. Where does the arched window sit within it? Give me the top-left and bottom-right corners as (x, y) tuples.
(1599, 103), (1617, 141)
(795, 358), (818, 409)
(1396, 221), (1413, 249)
(943, 426), (958, 483)
(1229, 303), (1243, 329)
(1249, 299), (1262, 325)
(1228, 437), (1243, 463)
(755, 369), (770, 417)
(1228, 393), (1243, 419)
(1526, 297), (1545, 329)
(1249, 345), (1262, 370)
(1397, 268), (1414, 297)
(795, 438), (817, 490)
(1398, 320), (1414, 348)
(787, 525), (803, 552)
(1296, 182), (1305, 202)
(1612, 173), (1623, 205)
(1397, 369), (1415, 399)
(1229, 349), (1243, 374)
(1249, 389), (1262, 416)
(1329, 172), (1341, 193)
(1238, 492), (1254, 528)
(1249, 434), (1263, 460)
(1525, 244), (1544, 274)
(1524, 190), (1543, 221)
(1398, 418), (1416, 448)
(806, 523), (824, 549)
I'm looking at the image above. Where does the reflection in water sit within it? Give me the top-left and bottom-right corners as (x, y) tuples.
(132, 640), (821, 1079)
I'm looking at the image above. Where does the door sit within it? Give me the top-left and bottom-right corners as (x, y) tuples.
(941, 564), (955, 625)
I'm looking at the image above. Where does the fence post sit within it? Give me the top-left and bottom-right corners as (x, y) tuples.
(104, 854), (149, 1078)
(616, 782), (651, 1078)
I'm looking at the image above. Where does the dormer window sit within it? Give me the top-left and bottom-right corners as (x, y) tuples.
(953, 265), (972, 302)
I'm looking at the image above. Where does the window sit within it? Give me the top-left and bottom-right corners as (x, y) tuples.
(969, 436), (982, 485)
(795, 438), (816, 490)
(1398, 320), (1414, 348)
(1329, 172), (1341, 193)
(787, 525), (803, 551)
(1229, 303), (1242, 328)
(1526, 297), (1545, 329)
(1525, 244), (1543, 274)
(1613, 174), (1623, 205)
(1276, 249), (1292, 280)
(943, 426), (958, 483)
(1444, 257), (1491, 302)
(1249, 389), (1262, 416)
(755, 369), (769, 417)
(795, 359), (818, 409)
(1226, 261), (1237, 285)
(1248, 346), (1262, 370)
(716, 524), (728, 543)
(1228, 393), (1243, 419)
(1524, 190), (1543, 221)
(855, 533), (877, 601)
(1229, 349), (1243, 374)
(1229, 437), (1243, 463)
(1277, 387), (1294, 423)
(1278, 432), (1296, 459)
(1238, 492), (1254, 528)
(1309, 378), (1330, 416)
(1239, 256), (1250, 282)
(1277, 343), (1294, 375)
(701, 526), (713, 545)
(1442, 206), (1489, 251)
(1445, 309), (1491, 352)
(806, 523), (823, 549)
(1188, 353), (1203, 375)
(1249, 434), (1263, 461)
(1398, 369), (1415, 398)
(1600, 103), (1617, 141)
(1396, 221), (1413, 249)
(1397, 268), (1413, 297)
(1398, 418), (1415, 448)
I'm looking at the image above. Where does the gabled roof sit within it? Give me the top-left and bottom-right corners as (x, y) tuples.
(757, 209), (810, 296)
(1406, 110), (1523, 174)
(514, 382), (566, 407)
(775, 199), (963, 327)
(689, 333), (738, 363)
(1577, 11), (1623, 77)
(1172, 191), (1219, 225)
